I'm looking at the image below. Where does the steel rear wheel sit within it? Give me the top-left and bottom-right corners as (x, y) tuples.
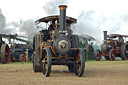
(109, 49), (115, 61)
(95, 49), (101, 61)
(121, 43), (128, 60)
(0, 44), (10, 64)
(74, 48), (85, 77)
(124, 49), (128, 60)
(33, 54), (38, 72)
(33, 35), (41, 72)
(42, 47), (52, 77)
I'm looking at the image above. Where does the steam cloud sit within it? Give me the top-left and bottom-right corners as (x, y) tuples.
(72, 11), (128, 45)
(1, 0), (128, 45)
(43, 0), (69, 15)
(18, 0), (70, 41)
(72, 11), (103, 45)
(42, 0), (103, 45)
(19, 19), (40, 41)
(0, 8), (19, 34)
(0, 8), (6, 33)
(42, 0), (128, 45)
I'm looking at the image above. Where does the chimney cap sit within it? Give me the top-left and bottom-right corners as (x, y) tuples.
(58, 5), (67, 10)
(103, 31), (107, 33)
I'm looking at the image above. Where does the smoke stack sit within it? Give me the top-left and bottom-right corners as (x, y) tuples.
(58, 5), (67, 33)
(103, 31), (107, 43)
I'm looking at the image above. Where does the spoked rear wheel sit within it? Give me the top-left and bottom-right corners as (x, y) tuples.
(121, 43), (128, 60)
(33, 35), (41, 72)
(33, 47), (41, 72)
(33, 54), (38, 72)
(124, 49), (128, 60)
(42, 47), (52, 77)
(0, 44), (10, 64)
(74, 48), (85, 77)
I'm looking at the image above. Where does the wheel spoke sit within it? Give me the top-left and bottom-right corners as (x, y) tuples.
(74, 49), (85, 77)
(109, 49), (115, 61)
(41, 47), (52, 77)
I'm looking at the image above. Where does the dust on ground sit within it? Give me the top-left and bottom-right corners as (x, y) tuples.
(0, 61), (128, 85)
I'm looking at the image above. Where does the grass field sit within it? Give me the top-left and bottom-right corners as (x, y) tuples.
(0, 60), (128, 85)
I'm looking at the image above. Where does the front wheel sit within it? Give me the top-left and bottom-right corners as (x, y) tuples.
(74, 48), (85, 77)
(41, 47), (52, 77)
(109, 49), (115, 61)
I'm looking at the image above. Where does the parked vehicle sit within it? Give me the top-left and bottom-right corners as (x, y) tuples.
(95, 31), (128, 61)
(10, 44), (33, 62)
(79, 34), (101, 61)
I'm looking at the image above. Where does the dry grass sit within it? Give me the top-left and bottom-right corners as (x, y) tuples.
(0, 60), (128, 85)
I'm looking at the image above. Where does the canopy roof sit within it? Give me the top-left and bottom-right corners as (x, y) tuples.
(108, 34), (128, 38)
(79, 34), (96, 41)
(35, 15), (77, 25)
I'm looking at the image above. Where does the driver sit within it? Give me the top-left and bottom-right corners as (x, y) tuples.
(48, 19), (59, 32)
(48, 20), (55, 31)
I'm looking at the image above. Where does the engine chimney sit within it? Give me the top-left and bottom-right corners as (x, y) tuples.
(103, 31), (107, 43)
(58, 5), (67, 34)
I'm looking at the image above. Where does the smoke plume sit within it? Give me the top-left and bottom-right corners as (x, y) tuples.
(43, 0), (69, 15)
(0, 8), (19, 34)
(72, 10), (128, 45)
(19, 0), (70, 41)
(19, 19), (40, 41)
(0, 8), (6, 33)
(72, 11), (103, 45)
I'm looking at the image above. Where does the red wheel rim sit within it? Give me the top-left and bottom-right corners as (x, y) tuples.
(96, 50), (101, 61)
(22, 55), (26, 62)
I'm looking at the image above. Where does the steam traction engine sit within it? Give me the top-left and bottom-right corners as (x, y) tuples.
(95, 31), (128, 61)
(79, 34), (101, 61)
(0, 36), (10, 64)
(33, 5), (85, 77)
(0, 33), (33, 62)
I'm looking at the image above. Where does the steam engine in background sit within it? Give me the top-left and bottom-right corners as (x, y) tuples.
(79, 34), (101, 61)
(95, 31), (128, 61)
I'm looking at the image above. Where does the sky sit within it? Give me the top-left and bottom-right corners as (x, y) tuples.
(0, 0), (128, 44)
(0, 0), (48, 21)
(0, 0), (127, 21)
(0, 0), (126, 21)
